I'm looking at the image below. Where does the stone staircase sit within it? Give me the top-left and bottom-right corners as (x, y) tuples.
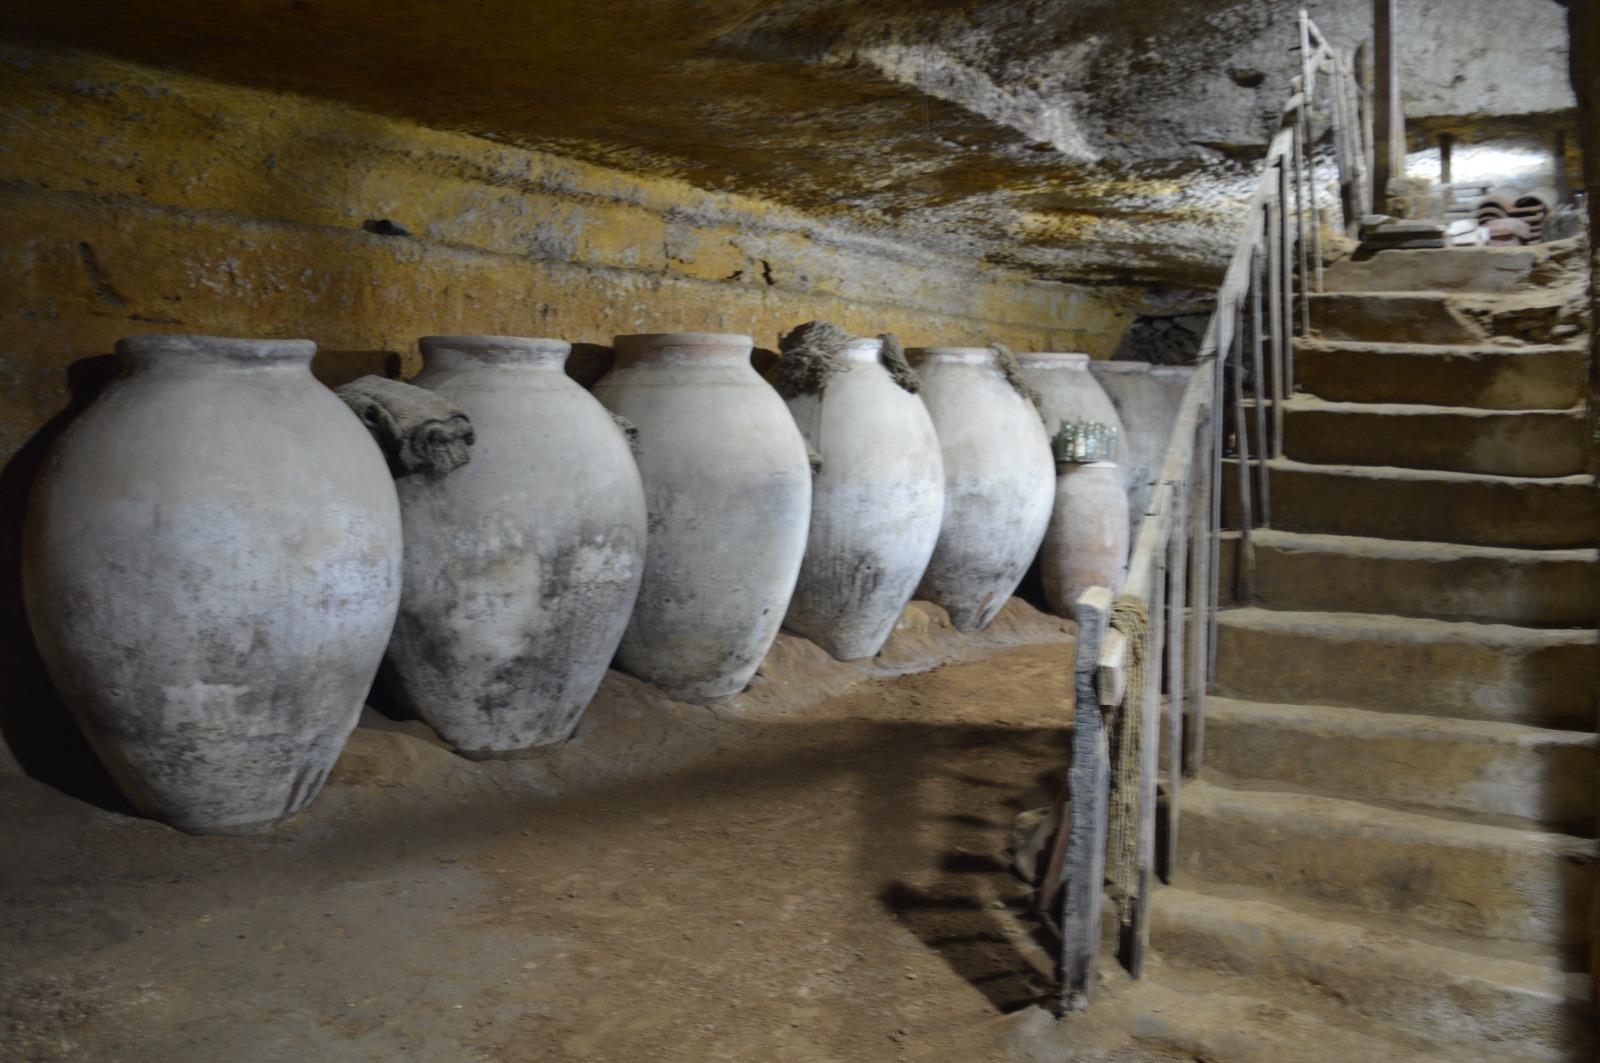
(1130, 244), (1599, 1061)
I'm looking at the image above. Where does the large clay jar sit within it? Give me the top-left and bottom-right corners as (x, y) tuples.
(22, 335), (402, 834)
(384, 336), (647, 754)
(1041, 461), (1131, 614)
(1016, 351), (1124, 441)
(781, 338), (945, 660)
(1087, 362), (1195, 535)
(910, 347), (1055, 632)
(592, 333), (811, 702)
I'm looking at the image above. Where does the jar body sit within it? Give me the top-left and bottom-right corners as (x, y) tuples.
(1041, 461), (1131, 614)
(911, 348), (1055, 632)
(781, 341), (944, 660)
(22, 335), (403, 834)
(592, 334), (811, 702)
(385, 337), (647, 753)
(1015, 352), (1125, 448)
(1087, 362), (1195, 536)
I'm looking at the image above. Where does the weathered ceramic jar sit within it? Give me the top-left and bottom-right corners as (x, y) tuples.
(22, 335), (403, 834)
(1087, 362), (1195, 535)
(781, 338), (945, 660)
(592, 333), (812, 702)
(909, 347), (1055, 632)
(384, 336), (647, 754)
(1040, 460), (1131, 614)
(1015, 352), (1125, 448)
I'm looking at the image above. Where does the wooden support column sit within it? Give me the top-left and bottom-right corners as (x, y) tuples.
(1372, 0), (1402, 213)
(1059, 587), (1113, 1013)
(1163, 468), (1189, 879)
(1439, 132), (1455, 187)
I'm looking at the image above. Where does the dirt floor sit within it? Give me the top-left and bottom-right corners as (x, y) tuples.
(0, 600), (1193, 1062)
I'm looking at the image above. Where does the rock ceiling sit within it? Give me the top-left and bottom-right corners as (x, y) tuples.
(0, 0), (1574, 288)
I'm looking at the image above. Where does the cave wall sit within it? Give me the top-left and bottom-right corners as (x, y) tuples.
(0, 39), (1147, 777)
(0, 40), (1140, 468)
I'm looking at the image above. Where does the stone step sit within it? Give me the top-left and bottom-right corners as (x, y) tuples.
(1201, 696), (1597, 829)
(1070, 959), (1550, 1063)
(1176, 781), (1597, 945)
(1241, 396), (1585, 477)
(1322, 245), (1542, 294)
(1218, 528), (1597, 626)
(1306, 290), (1486, 344)
(1213, 608), (1595, 729)
(1293, 339), (1585, 410)
(1149, 886), (1591, 1058)
(1222, 458), (1596, 548)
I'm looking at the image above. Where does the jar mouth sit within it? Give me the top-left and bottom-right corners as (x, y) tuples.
(1014, 352), (1091, 369)
(612, 332), (754, 365)
(116, 334), (315, 364)
(419, 335), (570, 366)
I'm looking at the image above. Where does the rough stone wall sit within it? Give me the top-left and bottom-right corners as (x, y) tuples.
(0, 40), (1144, 780)
(0, 41), (1139, 469)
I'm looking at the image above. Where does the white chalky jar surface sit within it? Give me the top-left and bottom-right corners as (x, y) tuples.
(910, 347), (1054, 632)
(592, 333), (811, 703)
(22, 335), (402, 834)
(781, 338), (944, 661)
(385, 336), (647, 753)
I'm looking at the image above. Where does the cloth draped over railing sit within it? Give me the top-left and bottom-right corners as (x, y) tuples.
(1048, 10), (1369, 1014)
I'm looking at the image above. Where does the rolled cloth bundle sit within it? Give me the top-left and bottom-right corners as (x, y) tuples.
(335, 374), (476, 478)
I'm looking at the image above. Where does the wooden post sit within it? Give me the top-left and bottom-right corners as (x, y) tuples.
(1292, 112), (1313, 335)
(1185, 404), (1211, 776)
(1277, 157), (1295, 401)
(1372, 0), (1402, 214)
(1163, 467), (1189, 880)
(1439, 132), (1455, 187)
(1060, 587), (1112, 1013)
(1266, 189), (1286, 459)
(1248, 242), (1271, 526)
(1120, 522), (1166, 980)
(1229, 305), (1257, 600)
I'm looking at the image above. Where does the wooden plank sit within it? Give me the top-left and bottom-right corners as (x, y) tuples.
(1248, 241), (1271, 526)
(1292, 115), (1311, 335)
(1278, 156), (1295, 395)
(1299, 10), (1325, 293)
(1185, 405), (1212, 777)
(1060, 586), (1113, 1013)
(1228, 307), (1257, 600)
(1097, 630), (1129, 708)
(1163, 463), (1189, 882)
(1372, 0), (1400, 214)
(1121, 521), (1167, 980)
(1266, 171), (1287, 459)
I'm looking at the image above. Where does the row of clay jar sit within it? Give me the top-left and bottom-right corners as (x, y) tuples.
(22, 331), (1144, 835)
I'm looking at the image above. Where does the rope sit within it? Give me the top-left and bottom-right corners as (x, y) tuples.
(1106, 592), (1150, 929)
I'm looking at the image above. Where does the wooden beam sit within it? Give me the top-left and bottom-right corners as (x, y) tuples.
(1372, 0), (1401, 213)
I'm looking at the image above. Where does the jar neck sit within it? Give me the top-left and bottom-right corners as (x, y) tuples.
(1015, 352), (1091, 372)
(116, 334), (315, 372)
(839, 339), (883, 366)
(612, 332), (754, 368)
(419, 336), (569, 372)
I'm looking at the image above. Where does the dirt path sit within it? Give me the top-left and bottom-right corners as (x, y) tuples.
(1, 604), (1164, 1062)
